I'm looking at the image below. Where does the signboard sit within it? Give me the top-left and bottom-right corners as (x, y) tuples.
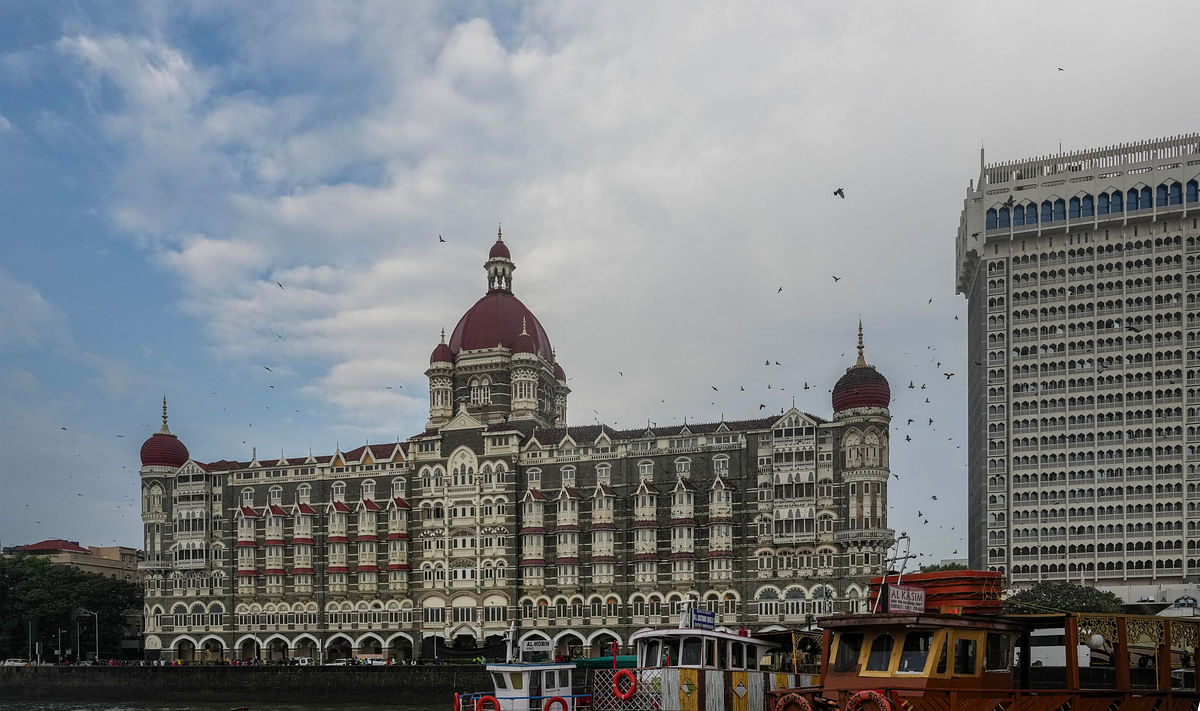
(521, 639), (552, 653)
(692, 609), (715, 630)
(886, 584), (926, 613)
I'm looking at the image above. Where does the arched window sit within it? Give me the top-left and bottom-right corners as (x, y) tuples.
(1187, 180), (1198, 203)
(1081, 195), (1094, 217)
(1098, 193), (1110, 215)
(1128, 188), (1140, 211)
(1052, 199), (1066, 221)
(1041, 201), (1053, 223)
(470, 377), (492, 406)
(1111, 191), (1123, 212)
(1024, 203), (1038, 224)
(986, 209), (998, 230)
(998, 207), (1010, 228)
(1069, 197), (1080, 219)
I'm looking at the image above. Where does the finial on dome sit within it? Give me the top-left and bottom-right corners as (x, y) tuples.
(855, 319), (867, 367)
(440, 328), (446, 344)
(497, 224), (503, 242)
(160, 396), (170, 433)
(520, 317), (529, 337)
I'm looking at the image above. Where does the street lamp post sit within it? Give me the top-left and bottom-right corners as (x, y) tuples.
(79, 608), (99, 662)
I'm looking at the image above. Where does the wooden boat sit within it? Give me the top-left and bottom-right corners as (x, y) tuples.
(768, 605), (1200, 711)
(454, 602), (815, 711)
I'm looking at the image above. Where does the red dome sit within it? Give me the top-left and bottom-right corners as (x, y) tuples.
(140, 431), (189, 468)
(430, 341), (453, 364)
(449, 291), (553, 360)
(553, 362), (566, 381)
(513, 329), (537, 355)
(832, 365), (891, 412)
(489, 240), (511, 259)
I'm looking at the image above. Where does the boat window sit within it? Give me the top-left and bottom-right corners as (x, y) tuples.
(935, 642), (947, 674)
(492, 672), (508, 690)
(662, 639), (679, 666)
(833, 633), (864, 673)
(747, 646), (760, 670)
(644, 640), (661, 668)
(705, 639), (717, 667)
(866, 634), (894, 671)
(954, 637), (978, 675)
(509, 673), (524, 690)
(717, 641), (728, 669)
(559, 670), (570, 687)
(984, 634), (1010, 672)
(732, 642), (745, 669)
(544, 671), (556, 688)
(898, 631), (933, 674)
(682, 637), (703, 666)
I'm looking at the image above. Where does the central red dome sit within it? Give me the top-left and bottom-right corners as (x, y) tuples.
(449, 291), (553, 360)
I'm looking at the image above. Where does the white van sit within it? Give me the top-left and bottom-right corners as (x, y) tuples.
(294, 657), (314, 666)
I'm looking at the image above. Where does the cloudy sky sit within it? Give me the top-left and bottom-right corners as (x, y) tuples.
(2, 1), (1198, 564)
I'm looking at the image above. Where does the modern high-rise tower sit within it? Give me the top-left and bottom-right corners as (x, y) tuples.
(956, 133), (1200, 600)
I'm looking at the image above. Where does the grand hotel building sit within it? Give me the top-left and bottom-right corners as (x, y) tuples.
(138, 235), (895, 662)
(956, 133), (1200, 600)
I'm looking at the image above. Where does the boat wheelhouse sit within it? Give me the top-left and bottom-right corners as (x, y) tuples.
(769, 611), (1200, 711)
(455, 603), (810, 711)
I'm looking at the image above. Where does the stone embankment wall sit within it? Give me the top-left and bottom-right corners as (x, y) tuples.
(0, 665), (491, 703)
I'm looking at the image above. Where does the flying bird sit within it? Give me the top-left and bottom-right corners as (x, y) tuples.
(439, 235), (446, 243)
(928, 418), (934, 425)
(831, 275), (841, 282)
(1057, 67), (1064, 71)
(60, 427), (67, 431)
(803, 382), (810, 390)
(908, 381), (915, 389)
(618, 371), (623, 376)
(928, 298), (933, 304)
(263, 366), (272, 372)
(944, 372), (955, 379)
(905, 435), (911, 442)
(931, 495), (938, 501)
(778, 286), (783, 293)
(833, 188), (845, 199)
(759, 404), (766, 410)
(276, 281), (284, 290)
(711, 386), (718, 392)
(906, 418), (914, 425)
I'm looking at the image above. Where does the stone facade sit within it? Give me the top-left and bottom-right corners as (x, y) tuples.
(139, 236), (894, 662)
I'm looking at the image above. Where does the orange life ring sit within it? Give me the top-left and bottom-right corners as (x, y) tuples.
(612, 668), (637, 700)
(544, 696), (569, 711)
(774, 693), (813, 711)
(475, 695), (501, 711)
(454, 693), (461, 711)
(845, 689), (891, 711)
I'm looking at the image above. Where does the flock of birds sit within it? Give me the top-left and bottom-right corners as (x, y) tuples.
(32, 186), (967, 564)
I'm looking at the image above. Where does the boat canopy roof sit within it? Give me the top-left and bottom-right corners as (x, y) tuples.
(630, 626), (777, 650)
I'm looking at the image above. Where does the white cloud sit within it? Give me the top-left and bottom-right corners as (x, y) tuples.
(0, 266), (70, 350)
(42, 1), (1200, 559)
(0, 113), (11, 131)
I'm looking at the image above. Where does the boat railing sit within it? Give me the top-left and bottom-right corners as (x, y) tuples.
(589, 667), (666, 711)
(457, 690), (595, 711)
(770, 684), (1200, 711)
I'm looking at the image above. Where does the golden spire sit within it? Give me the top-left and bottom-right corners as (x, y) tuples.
(855, 319), (867, 367)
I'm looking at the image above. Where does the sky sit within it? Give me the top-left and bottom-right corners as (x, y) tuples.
(2, 1), (1199, 566)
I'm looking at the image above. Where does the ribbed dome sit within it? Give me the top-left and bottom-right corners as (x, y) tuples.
(140, 399), (190, 468)
(489, 239), (511, 259)
(449, 291), (553, 359)
(553, 361), (566, 381)
(832, 321), (890, 412)
(430, 328), (454, 364)
(140, 432), (190, 468)
(832, 366), (891, 412)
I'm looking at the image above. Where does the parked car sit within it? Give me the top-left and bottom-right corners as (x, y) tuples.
(2, 659), (29, 667)
(323, 658), (352, 666)
(294, 657), (314, 666)
(363, 658), (388, 666)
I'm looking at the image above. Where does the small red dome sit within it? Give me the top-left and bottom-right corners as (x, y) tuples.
(430, 341), (453, 364)
(140, 431), (189, 468)
(513, 329), (537, 355)
(832, 366), (891, 412)
(553, 362), (566, 381)
(489, 239), (511, 259)
(449, 291), (553, 360)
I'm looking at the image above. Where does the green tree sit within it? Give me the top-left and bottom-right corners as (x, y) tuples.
(0, 556), (142, 661)
(1004, 581), (1124, 614)
(918, 562), (968, 573)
